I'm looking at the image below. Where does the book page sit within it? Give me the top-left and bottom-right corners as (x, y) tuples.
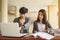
(29, 32), (54, 39)
(36, 32), (54, 39)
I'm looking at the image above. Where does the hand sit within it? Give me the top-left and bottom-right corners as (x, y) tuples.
(44, 30), (49, 33)
(19, 27), (22, 30)
(34, 31), (38, 33)
(19, 19), (25, 26)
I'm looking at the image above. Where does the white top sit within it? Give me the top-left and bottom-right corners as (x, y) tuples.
(38, 23), (45, 32)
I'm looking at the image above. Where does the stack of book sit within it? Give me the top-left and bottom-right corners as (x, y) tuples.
(54, 29), (60, 36)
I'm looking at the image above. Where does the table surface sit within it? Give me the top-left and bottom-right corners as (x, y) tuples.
(0, 36), (60, 40)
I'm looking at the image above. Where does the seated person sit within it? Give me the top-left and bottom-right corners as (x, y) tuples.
(33, 9), (54, 35)
(13, 7), (31, 33)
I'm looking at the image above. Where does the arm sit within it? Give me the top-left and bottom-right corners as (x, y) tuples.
(33, 21), (38, 33)
(13, 18), (19, 23)
(46, 22), (54, 35)
(23, 18), (31, 32)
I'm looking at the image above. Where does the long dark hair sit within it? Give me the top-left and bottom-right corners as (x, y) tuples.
(37, 9), (47, 24)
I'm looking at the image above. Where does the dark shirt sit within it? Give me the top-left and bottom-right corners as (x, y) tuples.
(13, 17), (31, 33)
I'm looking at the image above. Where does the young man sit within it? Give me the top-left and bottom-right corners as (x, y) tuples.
(13, 7), (31, 33)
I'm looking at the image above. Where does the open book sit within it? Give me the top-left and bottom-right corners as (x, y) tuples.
(26, 32), (54, 39)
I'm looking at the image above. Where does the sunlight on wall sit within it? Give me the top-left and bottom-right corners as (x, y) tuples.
(0, 0), (1, 12)
(48, 5), (58, 29)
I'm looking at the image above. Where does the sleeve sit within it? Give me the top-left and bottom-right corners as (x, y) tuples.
(13, 18), (18, 23)
(23, 18), (31, 31)
(45, 21), (52, 30)
(47, 22), (52, 28)
(46, 22), (54, 35)
(33, 21), (38, 33)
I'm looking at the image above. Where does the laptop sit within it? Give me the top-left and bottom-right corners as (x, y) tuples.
(0, 23), (27, 37)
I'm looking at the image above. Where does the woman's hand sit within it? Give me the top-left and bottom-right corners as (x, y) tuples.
(43, 30), (49, 33)
(34, 31), (38, 33)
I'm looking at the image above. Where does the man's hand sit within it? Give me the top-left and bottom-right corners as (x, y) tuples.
(19, 19), (25, 26)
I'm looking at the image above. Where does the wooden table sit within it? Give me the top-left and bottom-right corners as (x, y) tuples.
(0, 36), (60, 40)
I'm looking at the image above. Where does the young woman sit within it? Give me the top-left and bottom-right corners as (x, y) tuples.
(33, 9), (54, 35)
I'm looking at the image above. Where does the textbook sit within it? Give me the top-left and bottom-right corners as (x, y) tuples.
(26, 32), (54, 39)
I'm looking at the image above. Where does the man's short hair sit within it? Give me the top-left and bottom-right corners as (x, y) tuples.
(19, 7), (28, 14)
